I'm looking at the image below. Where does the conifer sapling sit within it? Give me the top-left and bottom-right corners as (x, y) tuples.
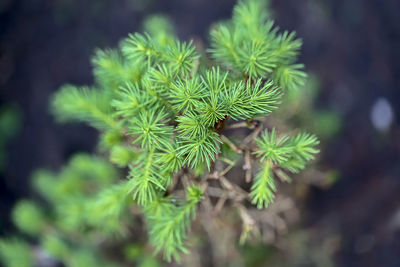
(0, 0), (320, 264)
(50, 0), (319, 261)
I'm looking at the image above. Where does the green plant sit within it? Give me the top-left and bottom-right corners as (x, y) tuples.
(1, 0), (319, 265)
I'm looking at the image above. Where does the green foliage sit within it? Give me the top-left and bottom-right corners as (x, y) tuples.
(178, 132), (222, 170)
(41, 234), (70, 260)
(176, 112), (207, 138)
(2, 154), (130, 266)
(251, 129), (319, 208)
(249, 160), (276, 209)
(124, 243), (162, 267)
(255, 128), (291, 164)
(122, 33), (159, 64)
(146, 185), (203, 262)
(126, 149), (166, 206)
(0, 239), (32, 267)
(51, 85), (117, 130)
(199, 93), (226, 127)
(86, 182), (129, 233)
(92, 48), (145, 91)
(156, 142), (184, 174)
(112, 82), (158, 118)
(100, 129), (124, 148)
(110, 145), (138, 167)
(272, 63), (307, 92)
(129, 109), (173, 149)
(143, 15), (175, 47)
(1, 1), (320, 265)
(255, 129), (319, 168)
(12, 200), (45, 235)
(312, 110), (342, 139)
(164, 40), (199, 76)
(210, 0), (306, 89)
(170, 76), (206, 113)
(280, 132), (320, 173)
(68, 250), (112, 267)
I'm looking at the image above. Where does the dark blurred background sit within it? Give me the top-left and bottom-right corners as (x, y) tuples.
(0, 0), (399, 266)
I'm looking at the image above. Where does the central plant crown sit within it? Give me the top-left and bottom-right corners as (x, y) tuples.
(50, 0), (319, 261)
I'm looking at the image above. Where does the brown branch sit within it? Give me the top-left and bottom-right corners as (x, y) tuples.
(239, 124), (264, 150)
(243, 149), (252, 183)
(221, 135), (242, 154)
(214, 115), (230, 133)
(214, 192), (228, 214)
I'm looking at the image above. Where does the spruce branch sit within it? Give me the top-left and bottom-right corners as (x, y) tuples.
(200, 94), (227, 127)
(178, 132), (222, 170)
(176, 112), (207, 138)
(238, 40), (276, 77)
(209, 25), (240, 69)
(126, 149), (166, 206)
(163, 40), (199, 76)
(128, 109), (173, 150)
(272, 30), (302, 62)
(122, 33), (160, 65)
(273, 63), (307, 91)
(156, 142), (184, 174)
(255, 128), (319, 172)
(245, 79), (282, 116)
(0, 239), (32, 267)
(112, 82), (157, 118)
(249, 160), (276, 209)
(201, 66), (228, 94)
(86, 183), (128, 233)
(51, 85), (117, 130)
(255, 128), (291, 164)
(92, 48), (144, 91)
(170, 76), (206, 113)
(146, 185), (203, 262)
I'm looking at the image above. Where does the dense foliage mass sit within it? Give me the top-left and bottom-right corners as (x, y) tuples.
(0, 0), (319, 265)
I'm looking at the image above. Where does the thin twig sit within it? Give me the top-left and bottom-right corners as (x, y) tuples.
(214, 192), (228, 214)
(218, 157), (237, 177)
(206, 186), (227, 198)
(235, 202), (260, 244)
(219, 156), (235, 166)
(224, 121), (248, 129)
(240, 124), (263, 149)
(220, 165), (234, 177)
(243, 149), (252, 183)
(208, 171), (220, 179)
(219, 176), (249, 200)
(201, 194), (214, 213)
(236, 203), (256, 227)
(221, 134), (242, 154)
(273, 169), (292, 183)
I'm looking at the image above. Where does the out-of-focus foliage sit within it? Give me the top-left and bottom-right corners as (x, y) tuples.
(1, 153), (161, 266)
(12, 200), (45, 236)
(0, 239), (32, 267)
(275, 74), (343, 140)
